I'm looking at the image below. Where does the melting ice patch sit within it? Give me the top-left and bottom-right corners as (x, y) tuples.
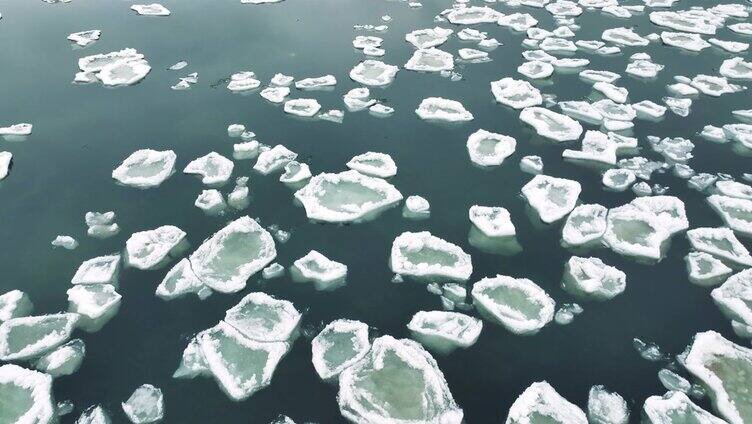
(349, 60), (398, 86)
(407, 310), (482, 354)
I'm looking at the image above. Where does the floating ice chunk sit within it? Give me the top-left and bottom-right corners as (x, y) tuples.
(405, 48), (454, 72)
(469, 206), (515, 237)
(685, 252), (732, 286)
(506, 381), (587, 424)
(338, 335), (463, 423)
(96, 57), (151, 87)
(558, 101), (603, 124)
(604, 205), (671, 261)
(593, 99), (635, 122)
(294, 170), (402, 223)
(156, 259), (207, 301)
(122, 384), (163, 423)
(498, 13), (538, 31)
(0, 313), (79, 361)
(405, 27), (453, 49)
(458, 48), (488, 62)
(539, 37), (577, 53)
(472, 275), (555, 335)
(261, 263), (284, 280)
(520, 107), (583, 142)
(197, 321), (289, 400)
(708, 195), (752, 237)
(723, 124), (752, 148)
(188, 216), (276, 293)
(68, 30), (101, 47)
(562, 256), (626, 300)
(580, 70), (620, 84)
(194, 189), (225, 213)
(78, 48), (143, 73)
(51, 236), (78, 250)
(279, 161), (311, 185)
(353, 36), (382, 50)
(720, 57), (752, 81)
(554, 58), (590, 69)
(644, 391), (725, 424)
(291, 250), (347, 290)
(227, 124), (245, 137)
(295, 75), (336, 90)
(715, 181), (752, 200)
(130, 3), (170, 16)
(562, 204), (607, 247)
(407, 311), (482, 354)
(627, 60), (664, 79)
(72, 255), (120, 286)
(224, 292), (300, 343)
(253, 145), (296, 175)
(554, 303), (583, 325)
(233, 141), (259, 160)
(260, 86), (289, 103)
(712, 269), (752, 333)
(710, 39), (749, 54)
(34, 339), (85, 377)
(404, 195), (431, 219)
(728, 22), (752, 35)
(691, 75), (744, 97)
(184, 152), (233, 185)
(563, 130), (616, 165)
(445, 5), (500, 24)
(0, 364), (55, 424)
(661, 32), (711, 52)
(588, 385), (629, 424)
(658, 369), (691, 393)
(169, 61), (188, 71)
(518, 61), (553, 79)
(522, 175), (581, 224)
(520, 156), (543, 174)
(349, 60), (398, 86)
(650, 11), (717, 35)
(284, 98), (321, 117)
(369, 103), (394, 117)
(112, 149), (176, 189)
(311, 319), (370, 381)
(76, 405), (111, 424)
(593, 82), (628, 104)
(0, 290), (33, 322)
(603, 169), (636, 191)
(346, 152), (396, 178)
(67, 284), (121, 331)
(390, 231), (471, 281)
(631, 196), (689, 235)
(687, 227), (752, 267)
(491, 78), (542, 110)
(125, 225), (186, 270)
(415, 97), (473, 122)
(466, 129), (516, 167)
(602, 27), (649, 46)
(227, 71), (260, 91)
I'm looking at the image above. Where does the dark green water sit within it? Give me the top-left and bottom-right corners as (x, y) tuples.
(0, 0), (750, 422)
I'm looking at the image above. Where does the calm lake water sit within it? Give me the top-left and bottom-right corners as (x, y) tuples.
(0, 0), (750, 422)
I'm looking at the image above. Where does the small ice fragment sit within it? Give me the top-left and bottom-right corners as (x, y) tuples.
(633, 338), (667, 361)
(520, 107), (583, 142)
(194, 189), (226, 213)
(0, 290), (33, 322)
(311, 319), (370, 381)
(0, 364), (55, 424)
(130, 4), (170, 16)
(588, 385), (629, 424)
(67, 30), (101, 47)
(291, 250), (347, 290)
(112, 149), (176, 189)
(233, 141), (259, 160)
(407, 311), (482, 354)
(403, 195), (430, 219)
(52, 235), (78, 250)
(469, 205), (515, 238)
(121, 384), (164, 423)
(227, 124), (245, 137)
(227, 71), (260, 91)
(685, 252), (732, 286)
(554, 303), (583, 325)
(284, 98), (321, 117)
(506, 381), (587, 423)
(125, 225), (186, 270)
(72, 255), (120, 285)
(472, 275), (555, 335)
(0, 313), (79, 361)
(518, 61), (553, 79)
(262, 263), (284, 279)
(295, 75), (336, 90)
(270, 73), (293, 87)
(34, 339), (85, 377)
(260, 86), (290, 103)
(76, 405), (111, 424)
(346, 152), (396, 178)
(169, 61), (188, 71)
(0, 152), (11, 180)
(520, 155), (543, 174)
(522, 175), (581, 224)
(279, 161), (311, 185)
(67, 284), (121, 331)
(603, 169), (636, 191)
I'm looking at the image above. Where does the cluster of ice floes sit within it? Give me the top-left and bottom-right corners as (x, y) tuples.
(75, 48), (151, 86)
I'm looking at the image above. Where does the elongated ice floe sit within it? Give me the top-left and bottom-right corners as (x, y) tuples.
(112, 149), (176, 189)
(520, 107), (583, 142)
(67, 284), (121, 332)
(506, 381), (587, 424)
(445, 5), (500, 24)
(185, 216), (276, 293)
(0, 364), (55, 424)
(68, 30), (101, 47)
(405, 48), (454, 72)
(588, 385), (629, 424)
(707, 195), (752, 237)
(472, 275), (555, 335)
(294, 170), (402, 223)
(643, 391), (725, 424)
(390, 231), (472, 281)
(661, 32), (711, 52)
(0, 151), (11, 180)
(0, 313), (79, 361)
(562, 256), (626, 301)
(680, 331), (752, 424)
(522, 175), (581, 224)
(711, 269), (752, 334)
(346, 152), (397, 178)
(563, 131), (617, 166)
(466, 129), (516, 167)
(183, 152), (234, 185)
(227, 71), (260, 91)
(34, 338), (85, 377)
(311, 319), (370, 381)
(407, 310), (482, 354)
(686, 227), (752, 267)
(720, 57), (752, 81)
(131, 3), (170, 16)
(125, 225), (186, 270)
(284, 98), (321, 117)
(491, 78), (542, 109)
(338, 335), (463, 424)
(349, 60), (398, 86)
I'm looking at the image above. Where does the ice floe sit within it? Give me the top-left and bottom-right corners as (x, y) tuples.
(522, 175), (581, 224)
(291, 250), (347, 290)
(122, 384), (164, 423)
(284, 98), (321, 117)
(685, 252), (732, 287)
(311, 319), (370, 381)
(520, 107), (583, 142)
(562, 204), (608, 247)
(405, 48), (454, 73)
(130, 4), (170, 16)
(67, 284), (121, 331)
(466, 129), (517, 167)
(588, 385), (629, 424)
(562, 256), (626, 300)
(112, 149), (176, 189)
(491, 78), (542, 109)
(687, 227), (752, 267)
(349, 60), (398, 86)
(125, 225), (186, 270)
(407, 311), (482, 354)
(0, 364), (55, 424)
(472, 275), (555, 335)
(390, 231), (472, 281)
(0, 290), (33, 322)
(71, 254), (120, 285)
(0, 313), (79, 361)
(254, 145), (297, 175)
(506, 381), (587, 424)
(643, 391), (725, 424)
(346, 152), (396, 178)
(184, 152), (233, 185)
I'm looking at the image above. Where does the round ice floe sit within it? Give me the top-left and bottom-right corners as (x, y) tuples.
(349, 60), (399, 86)
(405, 48), (454, 72)
(96, 59), (151, 87)
(602, 168), (636, 191)
(338, 335), (463, 424)
(125, 225), (186, 270)
(183, 152), (234, 185)
(415, 97), (473, 122)
(284, 98), (321, 117)
(405, 27), (453, 49)
(0, 364), (55, 424)
(562, 204), (607, 247)
(490, 77), (542, 109)
(522, 175), (582, 224)
(294, 170), (402, 223)
(311, 319), (370, 381)
(407, 310), (482, 354)
(403, 195), (430, 219)
(471, 275), (555, 335)
(224, 292), (301, 343)
(112, 149), (176, 189)
(469, 205), (515, 237)
(390, 231), (472, 281)
(188, 216), (277, 293)
(346, 152), (397, 178)
(466, 129), (517, 167)
(603, 205), (671, 261)
(507, 381), (587, 424)
(562, 256), (626, 301)
(520, 107), (583, 142)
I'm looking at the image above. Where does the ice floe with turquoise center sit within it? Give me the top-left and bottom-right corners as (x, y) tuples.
(471, 275), (555, 335)
(405, 27), (453, 49)
(125, 225), (186, 270)
(687, 227), (752, 267)
(390, 231), (472, 281)
(112, 149), (176, 189)
(522, 175), (581, 224)
(711, 269), (752, 336)
(338, 335), (463, 424)
(685, 252), (732, 287)
(490, 77), (542, 110)
(405, 48), (454, 72)
(562, 256), (626, 301)
(121, 384), (164, 423)
(0, 313), (79, 361)
(562, 204), (608, 247)
(0, 364), (55, 424)
(603, 205), (671, 261)
(588, 385), (629, 424)
(294, 170), (402, 223)
(466, 129), (516, 167)
(407, 310), (482, 354)
(707, 195), (752, 237)
(349, 60), (398, 86)
(311, 319), (370, 381)
(520, 107), (583, 142)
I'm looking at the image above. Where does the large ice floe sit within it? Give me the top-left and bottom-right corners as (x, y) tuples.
(311, 319), (370, 381)
(407, 310), (482, 354)
(562, 256), (626, 301)
(125, 225), (186, 270)
(405, 48), (454, 72)
(337, 335), (463, 424)
(405, 27), (453, 49)
(685, 252), (733, 287)
(602, 204), (673, 262)
(112, 149), (176, 189)
(71, 254), (120, 285)
(466, 129), (516, 167)
(349, 60), (398, 86)
(680, 331), (752, 424)
(0, 313), (79, 361)
(0, 290), (33, 322)
(471, 275), (555, 335)
(76, 48), (151, 86)
(415, 97), (473, 122)
(0, 364), (55, 424)
(390, 231), (472, 281)
(183, 152), (234, 185)
(67, 283), (121, 332)
(506, 381), (587, 424)
(520, 107), (583, 142)
(33, 338), (85, 377)
(522, 175), (581, 224)
(294, 170), (402, 223)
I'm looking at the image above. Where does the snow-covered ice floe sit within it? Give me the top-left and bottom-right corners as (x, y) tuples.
(121, 384), (164, 423)
(0, 364), (55, 424)
(687, 227), (752, 267)
(349, 60), (398, 86)
(77, 48), (151, 87)
(130, 3), (170, 16)
(291, 250), (347, 290)
(707, 195), (752, 237)
(112, 149), (176, 189)
(183, 152), (234, 185)
(0, 313), (79, 361)
(466, 129), (516, 167)
(562, 204), (607, 247)
(471, 275), (555, 335)
(71, 254), (120, 285)
(0, 290), (33, 322)
(562, 256), (626, 301)
(311, 319), (370, 381)
(67, 284), (121, 332)
(643, 391), (725, 424)
(407, 310), (482, 354)
(390, 231), (472, 281)
(284, 98), (321, 117)
(588, 385), (629, 424)
(506, 381), (587, 424)
(491, 78), (542, 110)
(346, 152), (397, 178)
(125, 225), (187, 270)
(685, 252), (732, 287)
(415, 97), (473, 122)
(520, 107), (583, 142)
(522, 175), (581, 224)
(711, 269), (752, 336)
